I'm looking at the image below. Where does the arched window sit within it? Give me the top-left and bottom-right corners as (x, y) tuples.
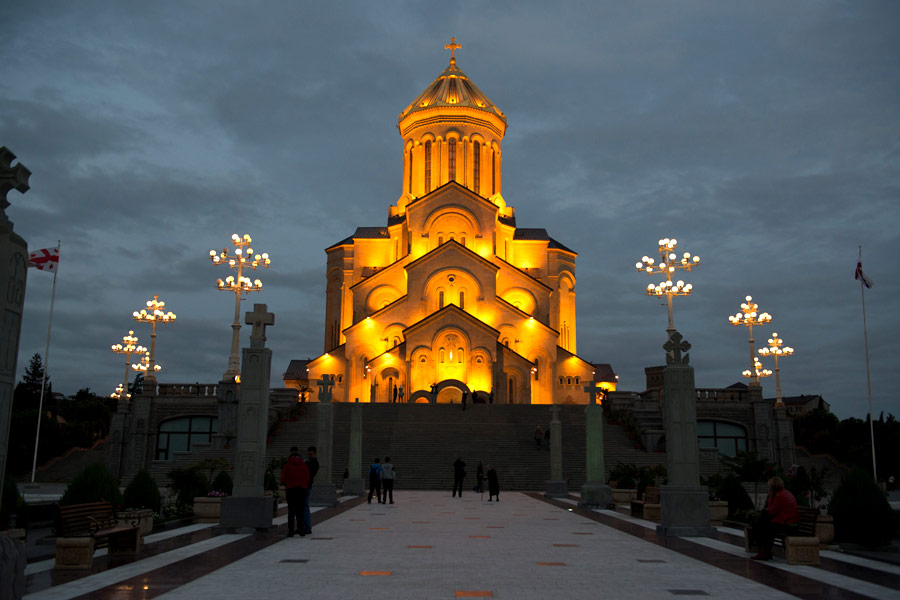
(473, 141), (481, 195)
(424, 140), (432, 192)
(458, 349), (464, 363)
(567, 377), (572, 385)
(156, 416), (218, 461)
(408, 148), (413, 193)
(491, 150), (496, 195)
(419, 356), (426, 363)
(449, 138), (457, 180)
(440, 348), (446, 363)
(508, 376), (515, 404)
(393, 337), (400, 347)
(461, 236), (466, 247)
(439, 290), (444, 308)
(438, 235), (444, 245)
(459, 291), (465, 310)
(575, 377), (580, 385)
(697, 421), (748, 457)
(558, 377), (564, 386)
(476, 356), (484, 364)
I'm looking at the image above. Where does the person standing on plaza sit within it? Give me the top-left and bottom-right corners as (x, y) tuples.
(303, 446), (319, 536)
(452, 457), (466, 497)
(476, 460), (485, 493)
(461, 391), (467, 411)
(280, 446), (310, 537)
(368, 457), (383, 504)
(487, 465), (500, 502)
(381, 457), (396, 504)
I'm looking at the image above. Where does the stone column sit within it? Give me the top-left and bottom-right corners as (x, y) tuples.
(579, 385), (611, 508)
(310, 375), (338, 506)
(220, 304), (274, 531)
(212, 380), (239, 449)
(773, 404), (796, 470)
(545, 404), (567, 497)
(343, 398), (364, 495)
(657, 331), (715, 538)
(0, 147), (29, 600)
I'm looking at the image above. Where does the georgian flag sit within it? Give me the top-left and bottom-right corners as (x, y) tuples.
(28, 248), (59, 272)
(855, 252), (873, 289)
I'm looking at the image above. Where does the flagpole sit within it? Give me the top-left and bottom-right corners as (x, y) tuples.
(31, 240), (60, 483)
(858, 245), (876, 482)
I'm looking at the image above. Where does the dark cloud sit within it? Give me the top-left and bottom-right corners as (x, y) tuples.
(3, 1), (898, 419)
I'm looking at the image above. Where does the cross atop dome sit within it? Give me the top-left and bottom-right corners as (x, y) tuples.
(445, 37), (461, 64)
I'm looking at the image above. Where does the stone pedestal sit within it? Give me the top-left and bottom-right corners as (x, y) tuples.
(657, 485), (716, 537)
(656, 331), (715, 538)
(343, 399), (364, 495)
(311, 401), (338, 506)
(579, 482), (612, 508)
(192, 497), (222, 523)
(219, 496), (273, 532)
(545, 404), (566, 497)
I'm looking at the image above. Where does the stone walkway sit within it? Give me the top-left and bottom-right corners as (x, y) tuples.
(21, 491), (900, 599)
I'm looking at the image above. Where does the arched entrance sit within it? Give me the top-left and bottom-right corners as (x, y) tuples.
(433, 379), (470, 404)
(408, 390), (433, 404)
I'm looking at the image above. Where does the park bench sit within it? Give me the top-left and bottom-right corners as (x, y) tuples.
(630, 486), (660, 521)
(55, 501), (141, 569)
(743, 506), (820, 565)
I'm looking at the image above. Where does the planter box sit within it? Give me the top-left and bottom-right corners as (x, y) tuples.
(709, 501), (728, 526)
(815, 514), (834, 546)
(193, 497), (222, 523)
(118, 508), (154, 536)
(611, 488), (636, 504)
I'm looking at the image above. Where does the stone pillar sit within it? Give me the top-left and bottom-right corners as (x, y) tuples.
(310, 375), (338, 506)
(220, 304), (275, 531)
(343, 398), (364, 495)
(545, 404), (567, 497)
(579, 386), (611, 508)
(657, 331), (715, 538)
(212, 380), (239, 449)
(106, 402), (129, 479)
(773, 404), (796, 470)
(0, 147), (29, 600)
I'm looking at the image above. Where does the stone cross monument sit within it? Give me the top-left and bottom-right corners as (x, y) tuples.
(657, 331), (715, 538)
(343, 398), (364, 495)
(0, 147), (30, 596)
(310, 374), (338, 506)
(220, 304), (275, 531)
(545, 403), (567, 497)
(579, 384), (612, 508)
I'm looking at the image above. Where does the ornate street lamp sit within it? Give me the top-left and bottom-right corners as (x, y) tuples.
(210, 233), (270, 380)
(132, 350), (161, 375)
(132, 295), (176, 384)
(109, 330), (146, 401)
(742, 356), (772, 382)
(759, 332), (794, 407)
(728, 295), (771, 386)
(636, 237), (700, 334)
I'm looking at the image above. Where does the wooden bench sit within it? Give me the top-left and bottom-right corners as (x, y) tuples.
(55, 501), (141, 569)
(743, 506), (820, 565)
(630, 486), (660, 521)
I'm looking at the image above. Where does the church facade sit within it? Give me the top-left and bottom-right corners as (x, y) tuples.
(298, 48), (604, 405)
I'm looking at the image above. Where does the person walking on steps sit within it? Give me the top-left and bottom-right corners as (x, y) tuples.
(280, 446), (310, 537)
(302, 446), (319, 536)
(368, 458), (383, 504)
(487, 465), (500, 502)
(452, 457), (466, 497)
(381, 457), (396, 503)
(534, 425), (544, 449)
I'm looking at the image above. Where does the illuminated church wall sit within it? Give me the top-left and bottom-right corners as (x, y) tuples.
(299, 46), (601, 405)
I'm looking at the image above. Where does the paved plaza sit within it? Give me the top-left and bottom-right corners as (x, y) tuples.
(18, 491), (899, 599)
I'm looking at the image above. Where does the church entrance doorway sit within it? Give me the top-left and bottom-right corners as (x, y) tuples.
(433, 379), (470, 404)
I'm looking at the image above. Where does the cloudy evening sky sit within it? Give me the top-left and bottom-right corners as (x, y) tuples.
(2, 1), (898, 419)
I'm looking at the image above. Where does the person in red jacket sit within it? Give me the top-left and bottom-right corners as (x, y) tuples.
(280, 446), (311, 537)
(751, 476), (799, 560)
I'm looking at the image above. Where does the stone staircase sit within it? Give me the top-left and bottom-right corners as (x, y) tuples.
(268, 404), (668, 491)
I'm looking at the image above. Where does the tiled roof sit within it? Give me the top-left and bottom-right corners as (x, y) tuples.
(591, 363), (616, 382)
(283, 359), (311, 381)
(387, 213), (406, 227)
(354, 227), (390, 239)
(548, 237), (576, 254)
(498, 215), (516, 227)
(513, 228), (550, 241)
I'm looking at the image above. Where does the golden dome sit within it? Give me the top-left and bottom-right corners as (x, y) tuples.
(399, 56), (506, 124)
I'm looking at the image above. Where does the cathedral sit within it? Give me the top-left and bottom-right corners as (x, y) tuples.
(292, 43), (611, 405)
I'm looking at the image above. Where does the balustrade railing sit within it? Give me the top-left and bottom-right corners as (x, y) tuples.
(157, 383), (218, 397)
(695, 387), (749, 402)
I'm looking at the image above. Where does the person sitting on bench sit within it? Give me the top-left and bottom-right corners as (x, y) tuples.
(751, 476), (799, 560)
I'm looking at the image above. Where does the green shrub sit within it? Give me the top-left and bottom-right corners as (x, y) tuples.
(60, 462), (123, 507)
(168, 467), (209, 505)
(829, 468), (894, 547)
(714, 474), (754, 517)
(123, 469), (161, 511)
(211, 470), (233, 496)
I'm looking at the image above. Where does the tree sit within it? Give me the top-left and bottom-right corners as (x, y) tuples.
(13, 353), (52, 412)
(720, 451), (777, 509)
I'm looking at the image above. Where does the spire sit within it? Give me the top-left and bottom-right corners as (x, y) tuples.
(445, 36), (462, 67)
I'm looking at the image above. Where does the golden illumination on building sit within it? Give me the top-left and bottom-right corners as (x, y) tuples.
(292, 40), (606, 405)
